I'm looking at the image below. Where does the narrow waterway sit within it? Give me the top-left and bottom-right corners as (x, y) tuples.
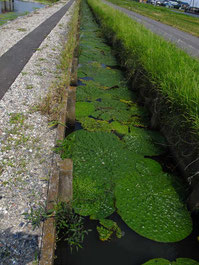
(55, 1), (199, 264)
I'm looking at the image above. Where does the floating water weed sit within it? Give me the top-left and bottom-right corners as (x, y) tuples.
(97, 219), (122, 241)
(124, 127), (166, 156)
(63, 0), (193, 244)
(143, 258), (199, 265)
(115, 161), (192, 242)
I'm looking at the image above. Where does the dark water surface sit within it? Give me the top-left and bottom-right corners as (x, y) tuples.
(0, 0), (45, 14)
(55, 213), (199, 265)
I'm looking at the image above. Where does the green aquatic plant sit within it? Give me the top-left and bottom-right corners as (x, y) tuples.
(79, 117), (129, 135)
(76, 79), (132, 102)
(76, 80), (112, 102)
(75, 102), (95, 119)
(73, 174), (115, 219)
(58, 127), (192, 241)
(143, 258), (199, 265)
(79, 48), (117, 66)
(110, 121), (129, 134)
(97, 225), (113, 241)
(115, 158), (192, 242)
(97, 219), (122, 241)
(94, 98), (128, 111)
(79, 117), (111, 132)
(123, 127), (166, 156)
(67, 0), (193, 245)
(78, 62), (126, 88)
(59, 130), (136, 219)
(55, 202), (90, 252)
(99, 219), (122, 238)
(128, 116), (148, 128)
(92, 107), (132, 123)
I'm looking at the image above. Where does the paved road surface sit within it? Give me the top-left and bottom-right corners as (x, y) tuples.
(104, 0), (199, 58)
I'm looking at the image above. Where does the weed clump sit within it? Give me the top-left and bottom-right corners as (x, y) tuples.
(23, 202), (90, 252)
(55, 202), (90, 252)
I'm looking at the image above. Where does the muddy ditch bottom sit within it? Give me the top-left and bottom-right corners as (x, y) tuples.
(55, 212), (199, 265)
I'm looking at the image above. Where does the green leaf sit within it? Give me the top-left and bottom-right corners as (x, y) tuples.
(75, 102), (95, 119)
(143, 258), (199, 265)
(142, 259), (171, 265)
(115, 159), (192, 242)
(123, 127), (166, 156)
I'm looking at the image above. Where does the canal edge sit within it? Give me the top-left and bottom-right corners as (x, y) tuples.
(39, 3), (80, 264)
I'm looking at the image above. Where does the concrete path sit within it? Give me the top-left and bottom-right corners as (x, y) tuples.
(104, 0), (199, 58)
(0, 0), (75, 100)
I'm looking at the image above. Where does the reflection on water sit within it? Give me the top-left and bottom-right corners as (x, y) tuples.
(0, 0), (45, 14)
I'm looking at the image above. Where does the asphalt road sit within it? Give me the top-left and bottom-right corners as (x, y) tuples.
(0, 0), (75, 100)
(104, 0), (199, 58)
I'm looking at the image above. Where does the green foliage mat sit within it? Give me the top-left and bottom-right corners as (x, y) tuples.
(92, 107), (132, 123)
(143, 258), (199, 265)
(78, 117), (128, 134)
(97, 219), (122, 241)
(76, 79), (133, 102)
(73, 174), (115, 219)
(123, 127), (166, 156)
(78, 62), (126, 87)
(58, 130), (192, 242)
(59, 130), (138, 219)
(64, 0), (193, 243)
(79, 117), (111, 132)
(75, 102), (95, 119)
(115, 160), (192, 242)
(79, 47), (117, 66)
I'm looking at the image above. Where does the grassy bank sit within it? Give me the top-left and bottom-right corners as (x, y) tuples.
(0, 11), (29, 26)
(106, 0), (199, 37)
(87, 0), (199, 137)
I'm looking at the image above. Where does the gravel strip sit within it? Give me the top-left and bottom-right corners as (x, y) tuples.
(0, 1), (75, 264)
(0, 0), (68, 57)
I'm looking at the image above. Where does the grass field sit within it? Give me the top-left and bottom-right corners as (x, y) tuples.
(106, 0), (199, 37)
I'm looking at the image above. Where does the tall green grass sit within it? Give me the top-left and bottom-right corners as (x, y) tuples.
(87, 0), (199, 134)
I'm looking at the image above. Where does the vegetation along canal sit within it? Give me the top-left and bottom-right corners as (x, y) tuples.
(55, 1), (199, 264)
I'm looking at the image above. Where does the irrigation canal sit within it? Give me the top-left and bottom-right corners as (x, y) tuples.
(55, 1), (199, 264)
